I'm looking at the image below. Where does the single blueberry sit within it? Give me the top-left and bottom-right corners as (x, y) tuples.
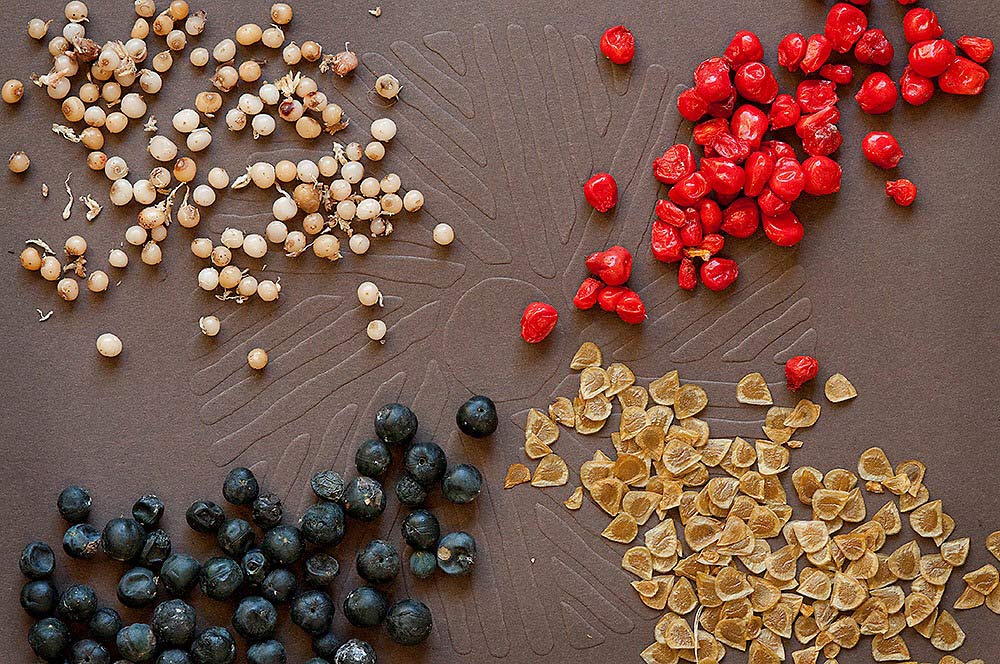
(217, 518), (255, 557)
(441, 463), (483, 504)
(156, 650), (193, 664)
(185, 500), (225, 533)
(260, 525), (304, 566)
(456, 395), (498, 438)
(189, 625), (236, 664)
(312, 631), (341, 659)
(57, 584), (98, 623)
(116, 623), (157, 662)
(20, 541), (56, 579)
(222, 467), (260, 506)
(437, 531), (477, 576)
(303, 553), (340, 588)
(28, 617), (73, 662)
(247, 640), (287, 664)
(355, 539), (400, 584)
(301, 502), (346, 546)
(68, 638), (110, 664)
(401, 509), (440, 550)
(354, 439), (391, 477)
(261, 568), (297, 604)
(251, 492), (283, 529)
(88, 607), (123, 643)
(373, 403), (417, 445)
(342, 586), (388, 628)
(117, 567), (158, 608)
(132, 494), (165, 528)
(409, 551), (437, 579)
(20, 579), (58, 617)
(101, 518), (146, 562)
(403, 441), (447, 486)
(138, 529), (172, 569)
(333, 638), (376, 664)
(57, 486), (92, 524)
(63, 523), (102, 559)
(385, 598), (433, 645)
(151, 599), (197, 647)
(232, 595), (278, 642)
(242, 549), (269, 588)
(199, 557), (244, 601)
(290, 590), (334, 635)
(160, 553), (202, 597)
(310, 470), (345, 502)
(342, 477), (386, 521)
(394, 474), (426, 507)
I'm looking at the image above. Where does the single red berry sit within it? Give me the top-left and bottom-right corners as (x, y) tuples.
(711, 132), (751, 163)
(694, 57), (733, 103)
(957, 36), (995, 63)
(677, 257), (698, 291)
(797, 80), (839, 114)
(769, 157), (806, 203)
(763, 211), (805, 247)
(599, 26), (636, 65)
(855, 72), (899, 114)
(583, 172), (618, 212)
(706, 90), (737, 119)
(724, 31), (764, 66)
(677, 87), (708, 122)
(794, 105), (840, 139)
(938, 57), (990, 95)
(654, 199), (686, 227)
(854, 29), (894, 66)
(720, 197), (759, 238)
(768, 94), (801, 130)
(900, 66), (935, 106)
(650, 221), (684, 263)
(700, 158), (746, 197)
(862, 131), (904, 169)
(800, 34), (832, 74)
(700, 257), (739, 291)
(584, 245), (633, 286)
(652, 144), (696, 185)
(908, 39), (957, 78)
(824, 3), (868, 53)
(819, 64), (854, 86)
(757, 188), (792, 217)
(734, 62), (779, 104)
(699, 233), (725, 256)
(802, 156), (842, 196)
(615, 290), (646, 324)
(743, 151), (774, 198)
(903, 8), (943, 44)
(597, 286), (628, 312)
(679, 217), (704, 247)
(698, 199), (722, 234)
(785, 355), (819, 391)
(778, 33), (806, 71)
(573, 278), (602, 310)
(885, 179), (917, 206)
(801, 122), (843, 158)
(520, 302), (558, 343)
(668, 172), (710, 206)
(731, 104), (769, 149)
(693, 118), (729, 146)
(760, 140), (799, 162)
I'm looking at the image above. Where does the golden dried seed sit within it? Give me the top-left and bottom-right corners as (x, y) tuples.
(940, 537), (969, 567)
(934, 513), (955, 547)
(569, 341), (601, 369)
(881, 473), (911, 495)
(963, 564), (999, 595)
(590, 477), (626, 515)
(766, 544), (801, 582)
(792, 466), (825, 504)
(631, 578), (659, 599)
(824, 468), (858, 492)
(639, 575), (674, 610)
(582, 392), (613, 421)
(865, 480), (885, 493)
(621, 545), (653, 580)
(824, 373), (857, 402)
(870, 633), (909, 661)
(601, 512), (638, 543)
(986, 531), (1000, 561)
(530, 453), (568, 487)
(673, 383), (708, 419)
(548, 396), (575, 426)
(798, 567), (832, 600)
(953, 586), (985, 610)
(622, 491), (660, 525)
(784, 399), (821, 427)
(929, 610), (964, 651)
(617, 385), (649, 409)
(812, 489), (850, 521)
(858, 447), (893, 482)
(614, 454), (650, 486)
(525, 408), (559, 445)
(503, 463), (531, 488)
(573, 412), (606, 435)
(524, 435), (553, 459)
(667, 576), (697, 614)
(792, 521), (830, 553)
(619, 406), (651, 439)
(716, 566), (754, 601)
(605, 362), (635, 397)
(579, 457), (613, 490)
(737, 372), (773, 405)
(987, 584), (1000, 614)
(830, 572), (867, 611)
(649, 370), (680, 405)
(645, 404), (674, 429)
(639, 642), (675, 664)
(580, 366), (610, 399)
(910, 499), (944, 538)
(791, 647), (820, 664)
(919, 553), (953, 586)
(635, 425), (665, 460)
(871, 502), (902, 535)
(840, 488), (867, 523)
(904, 591), (936, 626)
(887, 540), (921, 580)
(895, 459), (926, 496)
(645, 518), (679, 557)
(763, 406), (795, 443)
(899, 483), (929, 512)
(563, 486), (583, 510)
(663, 439), (701, 475)
(715, 616), (750, 649)
(756, 441), (790, 475)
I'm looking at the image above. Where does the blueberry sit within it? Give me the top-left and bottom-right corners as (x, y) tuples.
(355, 439), (391, 477)
(252, 492), (284, 529)
(29, 617), (72, 662)
(374, 403), (418, 445)
(334, 638), (376, 664)
(403, 441), (447, 485)
(301, 502), (346, 546)
(291, 589), (335, 635)
(312, 631), (341, 659)
(222, 467), (260, 505)
(160, 553), (202, 596)
(261, 525), (304, 565)
(116, 623), (157, 662)
(217, 518), (255, 557)
(199, 557), (244, 600)
(21, 579), (58, 617)
(401, 509), (440, 550)
(186, 500), (225, 533)
(385, 598), (433, 645)
(394, 474), (426, 507)
(157, 650), (193, 664)
(68, 638), (110, 664)
(138, 529), (172, 569)
(20, 541), (56, 579)
(189, 626), (236, 664)
(57, 584), (98, 622)
(132, 494), (165, 528)
(456, 395), (498, 438)
(356, 539), (400, 584)
(63, 523), (102, 559)
(232, 595), (278, 642)
(247, 640), (287, 664)
(342, 476), (386, 521)
(88, 607), (123, 643)
(304, 553), (340, 588)
(409, 551), (437, 579)
(57, 486), (92, 524)
(310, 470), (346, 502)
(101, 518), (146, 562)
(151, 599), (197, 647)
(441, 463), (483, 504)
(242, 549), (269, 588)
(261, 568), (297, 604)
(437, 531), (477, 575)
(342, 586), (388, 627)
(118, 567), (158, 608)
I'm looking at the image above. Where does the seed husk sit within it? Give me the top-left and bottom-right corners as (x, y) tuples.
(569, 341), (601, 369)
(503, 463), (531, 489)
(531, 454), (568, 487)
(737, 372), (773, 405)
(563, 486), (583, 510)
(824, 373), (857, 403)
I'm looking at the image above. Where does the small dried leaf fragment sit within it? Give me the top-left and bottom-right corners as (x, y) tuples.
(531, 454), (568, 487)
(784, 399), (821, 428)
(570, 341), (602, 369)
(673, 384), (708, 419)
(503, 463), (531, 488)
(737, 372), (773, 405)
(824, 373), (857, 402)
(563, 486), (583, 510)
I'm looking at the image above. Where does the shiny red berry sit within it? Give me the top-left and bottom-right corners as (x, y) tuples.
(796, 80), (838, 114)
(768, 94), (801, 130)
(694, 57), (733, 103)
(854, 29), (894, 66)
(957, 36), (994, 63)
(599, 26), (635, 65)
(824, 3), (868, 53)
(677, 88), (708, 122)
(885, 179), (917, 206)
(734, 62), (778, 104)
(900, 66), (935, 106)
(651, 221), (684, 263)
(700, 158), (745, 197)
(615, 290), (646, 324)
(698, 199), (722, 234)
(903, 8), (943, 44)
(724, 31), (764, 66)
(769, 157), (806, 203)
(731, 104), (769, 148)
(520, 302), (558, 343)
(743, 152), (774, 198)
(583, 172), (618, 212)
(677, 257), (698, 291)
(862, 131), (903, 169)
(720, 197), (759, 238)
(573, 278), (602, 310)
(700, 257), (739, 291)
(668, 172), (710, 206)
(800, 34), (832, 74)
(763, 211), (805, 247)
(584, 246), (632, 286)
(652, 144), (696, 184)
(597, 286), (628, 312)
(908, 39), (957, 78)
(938, 57), (990, 95)
(778, 33), (806, 71)
(855, 72), (898, 114)
(819, 64), (854, 86)
(802, 156), (842, 196)
(785, 355), (819, 391)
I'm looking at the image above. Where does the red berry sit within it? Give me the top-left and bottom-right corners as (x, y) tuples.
(700, 158), (745, 197)
(599, 26), (636, 65)
(720, 197), (759, 238)
(615, 290), (646, 324)
(957, 36), (995, 63)
(854, 29), (894, 66)
(668, 172), (710, 206)
(597, 286), (628, 312)
(908, 39), (957, 78)
(698, 199), (722, 234)
(679, 216), (704, 247)
(862, 131), (904, 169)
(900, 66), (935, 106)
(520, 302), (558, 343)
(802, 156), (842, 196)
(734, 62), (778, 104)
(677, 257), (698, 291)
(824, 3), (868, 53)
(731, 104), (769, 148)
(652, 144), (696, 184)
(819, 64), (854, 86)
(700, 257), (739, 291)
(800, 34), (832, 74)
(677, 88), (708, 122)
(801, 122), (842, 158)
(938, 57), (990, 95)
(903, 8), (943, 44)
(785, 355), (819, 391)
(711, 132), (751, 163)
(855, 72), (899, 114)
(769, 157), (806, 203)
(760, 140), (799, 162)
(778, 33), (806, 71)
(654, 199), (686, 227)
(796, 80), (838, 114)
(763, 211), (805, 247)
(724, 31), (764, 66)
(573, 278), (602, 310)
(694, 57), (733, 103)
(698, 233), (725, 257)
(584, 245), (633, 286)
(768, 94), (801, 130)
(886, 179), (917, 206)
(743, 151), (774, 198)
(583, 172), (618, 212)
(651, 221), (684, 263)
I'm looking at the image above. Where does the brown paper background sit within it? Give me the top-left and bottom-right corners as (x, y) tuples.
(1, 0), (998, 661)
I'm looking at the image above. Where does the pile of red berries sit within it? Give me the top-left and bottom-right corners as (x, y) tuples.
(573, 246), (646, 323)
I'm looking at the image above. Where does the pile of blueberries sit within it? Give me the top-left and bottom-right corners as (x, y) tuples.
(19, 395), (498, 664)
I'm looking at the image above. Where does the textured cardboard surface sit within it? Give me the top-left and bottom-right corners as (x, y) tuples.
(1, 0), (999, 661)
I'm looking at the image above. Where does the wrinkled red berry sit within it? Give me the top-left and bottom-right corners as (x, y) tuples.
(600, 26), (636, 65)
(885, 179), (917, 206)
(938, 57), (990, 95)
(653, 144), (696, 184)
(900, 66), (935, 106)
(583, 172), (618, 212)
(597, 286), (628, 312)
(668, 172), (710, 206)
(801, 121), (842, 157)
(802, 156), (842, 196)
(862, 131), (904, 169)
(651, 221), (684, 263)
(769, 157), (805, 203)
(585, 245), (632, 286)
(731, 104), (769, 148)
(520, 302), (558, 343)
(797, 80), (838, 114)
(693, 118), (729, 146)
(819, 64), (854, 86)
(855, 72), (898, 114)
(825, 3), (868, 53)
(785, 355), (819, 391)
(854, 29), (894, 66)
(761, 140), (798, 162)
(800, 34), (832, 74)
(698, 199), (722, 234)
(720, 197), (759, 238)
(763, 211), (805, 247)
(677, 257), (698, 291)
(615, 290), (646, 324)
(903, 8), (943, 44)
(908, 39), (957, 78)
(573, 278), (602, 310)
(711, 132), (751, 163)
(768, 94), (801, 130)
(734, 62), (778, 104)
(679, 217), (704, 247)
(778, 33), (806, 71)
(706, 91), (737, 119)
(677, 87), (708, 122)
(694, 57), (733, 103)
(700, 257), (739, 291)
(757, 188), (792, 217)
(701, 158), (745, 197)
(957, 36), (995, 63)
(724, 30), (764, 66)
(743, 152), (774, 198)
(795, 105), (840, 138)
(698, 233), (725, 256)
(654, 199), (685, 227)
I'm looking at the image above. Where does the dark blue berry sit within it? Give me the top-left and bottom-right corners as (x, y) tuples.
(88, 607), (122, 643)
(57, 584), (98, 622)
(151, 599), (197, 647)
(401, 509), (440, 550)
(217, 518), (255, 557)
(261, 525), (304, 565)
(290, 590), (334, 635)
(304, 553), (340, 588)
(354, 439), (391, 477)
(355, 539), (400, 584)
(68, 638), (110, 664)
(117, 567), (158, 608)
(63, 523), (102, 559)
(441, 463), (483, 504)
(116, 623), (157, 662)
(101, 518), (145, 562)
(160, 553), (202, 596)
(437, 531), (477, 575)
(404, 441), (447, 485)
(456, 395), (498, 438)
(261, 568), (297, 604)
(57, 486), (92, 524)
(20, 541), (56, 579)
(394, 474), (426, 507)
(409, 551), (437, 579)
(251, 492), (283, 529)
(385, 598), (433, 645)
(242, 549), (269, 588)
(186, 500), (225, 533)
(138, 529), (172, 569)
(310, 470), (345, 502)
(132, 494), (165, 528)
(301, 502), (346, 546)
(222, 467), (260, 506)
(189, 626), (236, 664)
(233, 595), (278, 642)
(374, 403), (418, 445)
(343, 477), (386, 521)
(156, 650), (193, 664)
(247, 640), (286, 664)
(334, 639), (376, 664)
(29, 617), (72, 662)
(342, 586), (388, 628)
(199, 557), (244, 600)
(312, 631), (341, 659)
(21, 579), (57, 617)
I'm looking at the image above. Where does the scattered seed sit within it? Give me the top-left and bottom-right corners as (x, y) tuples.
(737, 372), (773, 405)
(824, 373), (857, 402)
(502, 463), (531, 489)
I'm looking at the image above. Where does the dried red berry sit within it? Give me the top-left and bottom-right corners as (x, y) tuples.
(520, 302), (558, 343)
(600, 26), (636, 65)
(585, 246), (633, 286)
(616, 290), (646, 324)
(677, 87), (708, 122)
(785, 355), (819, 391)
(654, 199), (685, 227)
(819, 64), (854, 86)
(583, 172), (618, 212)
(743, 151), (774, 198)
(802, 156), (842, 196)
(573, 278), (602, 310)
(693, 118), (729, 146)
(597, 286), (628, 312)
(701, 158), (745, 197)
(768, 94), (801, 130)
(938, 57), (990, 95)
(800, 34), (832, 74)
(720, 197), (759, 238)
(698, 199), (722, 234)
(700, 257), (739, 291)
(957, 36), (995, 63)
(900, 66), (935, 106)
(653, 144), (696, 184)
(778, 33), (806, 71)
(694, 57), (733, 103)
(855, 72), (898, 114)
(824, 3), (868, 53)
(706, 91), (737, 119)
(801, 122), (842, 157)
(885, 179), (917, 206)
(763, 211), (805, 247)
(862, 131), (904, 169)
(668, 172), (710, 206)
(679, 217), (704, 247)
(699, 233), (725, 256)
(908, 39), (957, 78)
(757, 188), (791, 217)
(711, 132), (751, 163)
(651, 221), (684, 263)
(724, 31), (764, 66)
(769, 157), (806, 203)
(731, 104), (769, 148)
(761, 140), (799, 162)
(677, 257), (698, 291)
(903, 8), (943, 44)
(854, 29), (894, 66)
(734, 62), (779, 104)
(797, 80), (838, 113)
